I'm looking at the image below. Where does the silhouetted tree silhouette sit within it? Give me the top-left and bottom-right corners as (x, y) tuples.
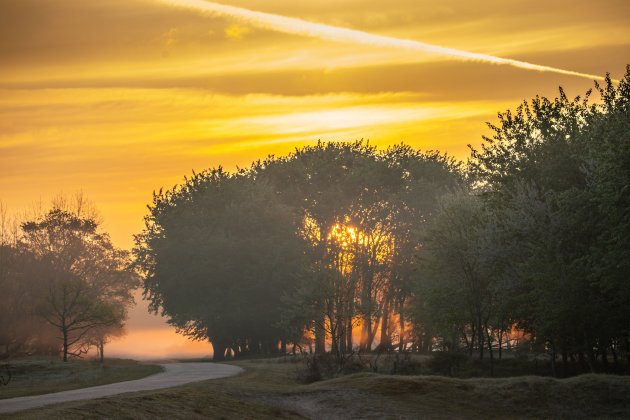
(21, 206), (138, 362)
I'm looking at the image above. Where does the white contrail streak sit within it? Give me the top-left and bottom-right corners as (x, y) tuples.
(157, 0), (606, 82)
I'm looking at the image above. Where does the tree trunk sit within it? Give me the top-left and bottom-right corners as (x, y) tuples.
(366, 314), (381, 351)
(486, 326), (494, 377)
(601, 346), (609, 372)
(550, 342), (557, 378)
(562, 346), (568, 378)
(398, 298), (405, 353)
(578, 351), (586, 373)
(346, 318), (353, 353)
(338, 313), (346, 355)
(99, 340), (105, 363)
(211, 337), (227, 361)
(330, 321), (339, 358)
(587, 345), (596, 373)
(359, 265), (373, 352)
(62, 325), (69, 362)
(361, 314), (371, 352)
(315, 317), (326, 354)
(379, 296), (391, 350)
(476, 313), (484, 360)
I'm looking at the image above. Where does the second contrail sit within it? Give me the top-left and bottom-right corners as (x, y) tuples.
(157, 0), (605, 82)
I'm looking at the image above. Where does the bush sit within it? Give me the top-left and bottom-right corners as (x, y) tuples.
(427, 352), (469, 376)
(296, 354), (337, 383)
(389, 353), (423, 375)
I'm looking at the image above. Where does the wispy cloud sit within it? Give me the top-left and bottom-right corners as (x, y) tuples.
(157, 0), (607, 81)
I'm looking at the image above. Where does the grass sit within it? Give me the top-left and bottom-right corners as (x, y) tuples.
(4, 357), (630, 419)
(0, 357), (163, 399)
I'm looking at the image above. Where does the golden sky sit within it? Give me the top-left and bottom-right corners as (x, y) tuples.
(1, 0), (628, 357)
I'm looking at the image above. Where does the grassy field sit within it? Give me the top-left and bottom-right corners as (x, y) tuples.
(4, 357), (630, 419)
(0, 357), (162, 399)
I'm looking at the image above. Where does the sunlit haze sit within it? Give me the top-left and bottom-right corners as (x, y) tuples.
(1, 0), (628, 359)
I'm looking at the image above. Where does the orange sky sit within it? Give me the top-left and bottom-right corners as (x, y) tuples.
(1, 0), (628, 358)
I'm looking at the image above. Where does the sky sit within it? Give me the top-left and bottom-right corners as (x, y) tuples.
(1, 0), (628, 358)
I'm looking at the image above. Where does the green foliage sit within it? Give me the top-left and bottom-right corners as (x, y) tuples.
(412, 65), (630, 375)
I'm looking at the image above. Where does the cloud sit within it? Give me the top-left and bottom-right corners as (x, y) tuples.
(156, 0), (609, 81)
(224, 23), (251, 40)
(162, 28), (179, 48)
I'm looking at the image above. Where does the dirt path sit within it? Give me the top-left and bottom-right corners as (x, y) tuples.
(0, 362), (243, 414)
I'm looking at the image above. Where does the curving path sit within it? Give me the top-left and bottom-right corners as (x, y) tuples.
(0, 362), (243, 414)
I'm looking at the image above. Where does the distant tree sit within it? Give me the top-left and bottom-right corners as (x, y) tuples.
(21, 205), (138, 362)
(87, 322), (127, 363)
(0, 203), (55, 360)
(0, 244), (51, 360)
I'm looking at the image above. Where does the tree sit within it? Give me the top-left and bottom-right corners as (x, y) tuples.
(463, 66), (630, 374)
(0, 244), (53, 360)
(257, 142), (463, 356)
(87, 323), (127, 363)
(21, 206), (138, 362)
(414, 190), (499, 359)
(256, 141), (387, 354)
(135, 169), (308, 361)
(381, 145), (463, 352)
(1, 203), (57, 360)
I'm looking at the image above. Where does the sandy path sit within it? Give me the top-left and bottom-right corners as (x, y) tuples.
(0, 362), (243, 414)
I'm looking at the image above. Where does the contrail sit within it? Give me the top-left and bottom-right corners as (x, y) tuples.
(157, 0), (606, 82)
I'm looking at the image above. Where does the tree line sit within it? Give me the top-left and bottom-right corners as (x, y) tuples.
(1, 67), (628, 374)
(136, 67), (630, 375)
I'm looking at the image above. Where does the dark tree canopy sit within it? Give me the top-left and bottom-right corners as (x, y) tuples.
(136, 141), (462, 360)
(135, 169), (309, 360)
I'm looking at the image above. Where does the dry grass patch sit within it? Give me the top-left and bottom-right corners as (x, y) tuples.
(3, 359), (630, 419)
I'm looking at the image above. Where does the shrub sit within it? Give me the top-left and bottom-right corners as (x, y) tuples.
(427, 352), (469, 376)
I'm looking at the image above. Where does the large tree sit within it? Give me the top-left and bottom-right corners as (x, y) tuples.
(258, 142), (462, 355)
(135, 169), (308, 360)
(21, 207), (138, 361)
